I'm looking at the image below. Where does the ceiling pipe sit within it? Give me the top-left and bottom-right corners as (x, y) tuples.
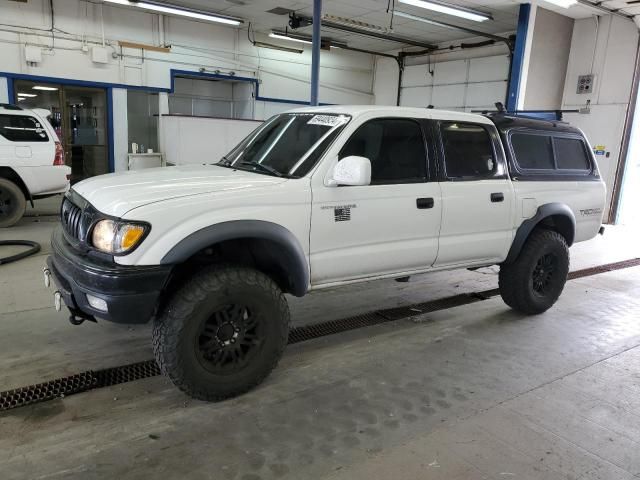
(290, 13), (437, 50)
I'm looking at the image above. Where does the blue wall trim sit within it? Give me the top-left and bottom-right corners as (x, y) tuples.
(0, 69), (322, 107)
(507, 3), (531, 112)
(5, 76), (15, 104)
(1, 68), (331, 174)
(106, 87), (115, 173)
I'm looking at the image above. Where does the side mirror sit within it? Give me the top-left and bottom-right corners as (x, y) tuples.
(329, 156), (371, 186)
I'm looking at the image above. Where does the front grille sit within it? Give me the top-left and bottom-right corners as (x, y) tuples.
(61, 198), (83, 240)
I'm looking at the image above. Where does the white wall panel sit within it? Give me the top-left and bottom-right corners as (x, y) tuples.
(399, 86), (432, 108)
(399, 55), (509, 111)
(469, 56), (510, 83)
(466, 82), (506, 109)
(159, 116), (261, 166)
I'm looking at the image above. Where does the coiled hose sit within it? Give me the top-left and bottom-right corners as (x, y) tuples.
(0, 240), (41, 265)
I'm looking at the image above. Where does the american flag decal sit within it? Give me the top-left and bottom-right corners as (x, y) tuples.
(334, 207), (351, 222)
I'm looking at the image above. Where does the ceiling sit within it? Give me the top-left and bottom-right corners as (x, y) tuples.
(152, 0), (634, 52)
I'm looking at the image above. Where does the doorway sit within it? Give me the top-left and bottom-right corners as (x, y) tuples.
(14, 80), (108, 182)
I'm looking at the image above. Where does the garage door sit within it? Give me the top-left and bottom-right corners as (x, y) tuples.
(399, 55), (510, 112)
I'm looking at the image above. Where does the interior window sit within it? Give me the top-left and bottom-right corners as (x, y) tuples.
(554, 137), (591, 170)
(440, 122), (495, 178)
(511, 133), (555, 170)
(0, 115), (49, 142)
(339, 118), (426, 184)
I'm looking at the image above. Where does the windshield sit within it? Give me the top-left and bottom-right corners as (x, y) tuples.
(219, 113), (350, 178)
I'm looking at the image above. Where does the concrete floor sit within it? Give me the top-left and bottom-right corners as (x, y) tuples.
(1, 197), (640, 479)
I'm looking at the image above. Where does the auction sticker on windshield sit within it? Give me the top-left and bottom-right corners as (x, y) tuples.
(307, 115), (348, 127)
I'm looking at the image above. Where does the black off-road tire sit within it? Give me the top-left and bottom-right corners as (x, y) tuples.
(499, 229), (569, 315)
(152, 266), (290, 401)
(0, 178), (26, 228)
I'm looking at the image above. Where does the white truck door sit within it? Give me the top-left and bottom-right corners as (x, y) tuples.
(309, 117), (441, 285)
(435, 121), (514, 266)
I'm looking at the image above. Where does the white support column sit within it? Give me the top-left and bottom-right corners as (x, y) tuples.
(0, 77), (9, 104)
(111, 88), (129, 172)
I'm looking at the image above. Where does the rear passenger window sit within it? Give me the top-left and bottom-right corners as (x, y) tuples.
(0, 115), (49, 142)
(340, 118), (427, 184)
(511, 133), (554, 170)
(554, 137), (590, 170)
(440, 122), (495, 178)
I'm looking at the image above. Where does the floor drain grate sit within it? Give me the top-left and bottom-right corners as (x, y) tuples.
(288, 313), (386, 344)
(2, 257), (639, 412)
(568, 258), (640, 280)
(0, 360), (160, 412)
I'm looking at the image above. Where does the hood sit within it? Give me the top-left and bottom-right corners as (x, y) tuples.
(72, 165), (287, 217)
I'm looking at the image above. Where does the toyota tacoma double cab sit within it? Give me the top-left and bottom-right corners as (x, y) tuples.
(1, 104), (70, 227)
(45, 106), (606, 400)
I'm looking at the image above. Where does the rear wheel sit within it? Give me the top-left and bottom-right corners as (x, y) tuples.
(0, 179), (26, 228)
(499, 229), (569, 315)
(152, 265), (290, 401)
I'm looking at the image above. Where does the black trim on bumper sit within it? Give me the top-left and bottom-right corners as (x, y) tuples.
(48, 226), (171, 324)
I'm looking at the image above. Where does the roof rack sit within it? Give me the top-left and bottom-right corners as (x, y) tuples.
(0, 103), (23, 110)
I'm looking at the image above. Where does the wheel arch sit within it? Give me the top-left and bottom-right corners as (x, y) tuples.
(504, 203), (576, 264)
(0, 167), (32, 205)
(160, 220), (310, 297)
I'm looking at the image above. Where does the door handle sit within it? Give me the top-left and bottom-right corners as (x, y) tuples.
(491, 192), (504, 203)
(416, 197), (434, 209)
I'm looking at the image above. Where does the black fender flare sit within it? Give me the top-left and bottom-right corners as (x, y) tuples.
(504, 203), (576, 264)
(160, 220), (310, 297)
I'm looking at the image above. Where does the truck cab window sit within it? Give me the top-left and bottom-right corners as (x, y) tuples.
(554, 137), (590, 171)
(440, 122), (495, 178)
(511, 133), (555, 170)
(339, 118), (427, 184)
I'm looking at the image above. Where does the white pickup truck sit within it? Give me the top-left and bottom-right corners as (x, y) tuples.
(45, 106), (606, 400)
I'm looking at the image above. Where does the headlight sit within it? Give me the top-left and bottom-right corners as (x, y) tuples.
(91, 219), (149, 254)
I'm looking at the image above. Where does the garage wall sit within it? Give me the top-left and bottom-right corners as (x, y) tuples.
(0, 0), (375, 109)
(521, 7), (574, 110)
(399, 54), (510, 111)
(373, 42), (512, 110)
(560, 15), (639, 221)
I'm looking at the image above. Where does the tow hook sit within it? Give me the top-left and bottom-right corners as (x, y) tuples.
(43, 267), (51, 288)
(69, 315), (86, 326)
(53, 291), (62, 312)
(67, 308), (97, 326)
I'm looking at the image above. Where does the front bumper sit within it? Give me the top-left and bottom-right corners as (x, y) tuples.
(47, 226), (171, 324)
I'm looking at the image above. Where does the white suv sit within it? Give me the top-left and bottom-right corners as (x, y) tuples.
(45, 106), (606, 400)
(0, 104), (71, 227)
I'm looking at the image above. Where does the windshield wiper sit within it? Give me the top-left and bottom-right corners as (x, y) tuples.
(237, 161), (284, 177)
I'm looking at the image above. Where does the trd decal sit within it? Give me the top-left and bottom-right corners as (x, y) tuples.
(579, 208), (602, 217)
(321, 204), (357, 222)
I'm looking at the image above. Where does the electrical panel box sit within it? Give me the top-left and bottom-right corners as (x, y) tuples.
(91, 46), (109, 64)
(577, 74), (594, 94)
(24, 45), (42, 64)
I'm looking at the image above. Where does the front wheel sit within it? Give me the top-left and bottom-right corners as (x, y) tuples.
(0, 179), (26, 228)
(152, 266), (290, 401)
(499, 229), (569, 315)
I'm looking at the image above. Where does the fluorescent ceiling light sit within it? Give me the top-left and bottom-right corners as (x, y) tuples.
(32, 86), (58, 91)
(253, 41), (303, 54)
(541, 0), (577, 7)
(269, 31), (347, 49)
(17, 93), (38, 97)
(269, 32), (312, 45)
(394, 10), (456, 29)
(398, 0), (491, 22)
(103, 0), (242, 26)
